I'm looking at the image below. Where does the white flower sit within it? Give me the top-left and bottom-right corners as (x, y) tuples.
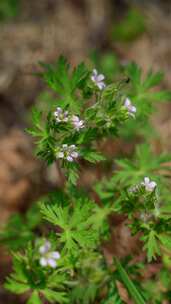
(54, 107), (68, 122)
(124, 98), (136, 118)
(91, 69), (106, 90)
(71, 115), (85, 131)
(57, 144), (79, 162)
(141, 177), (157, 192)
(39, 241), (60, 268)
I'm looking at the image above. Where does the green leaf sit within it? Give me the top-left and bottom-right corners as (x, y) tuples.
(40, 56), (70, 96)
(0, 204), (42, 251)
(158, 233), (171, 251)
(148, 90), (171, 102)
(5, 278), (29, 294)
(114, 258), (146, 304)
(83, 150), (106, 163)
(113, 143), (171, 187)
(39, 56), (88, 111)
(0, 0), (19, 21)
(40, 198), (104, 252)
(142, 70), (163, 89)
(27, 291), (42, 304)
(31, 107), (42, 126)
(40, 203), (67, 227)
(112, 9), (146, 42)
(71, 62), (89, 92)
(67, 165), (79, 185)
(142, 230), (160, 262)
(42, 289), (68, 303)
(70, 282), (99, 304)
(102, 281), (124, 304)
(5, 253), (30, 295)
(126, 62), (141, 89)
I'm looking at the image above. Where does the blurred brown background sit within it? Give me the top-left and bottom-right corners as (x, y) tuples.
(1, 0), (171, 302)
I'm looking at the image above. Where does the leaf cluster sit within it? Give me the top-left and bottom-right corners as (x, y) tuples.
(3, 55), (171, 304)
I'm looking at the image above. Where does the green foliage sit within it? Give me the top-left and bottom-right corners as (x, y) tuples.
(90, 51), (122, 81)
(5, 245), (69, 303)
(113, 143), (171, 187)
(0, 204), (42, 251)
(102, 281), (124, 304)
(40, 197), (111, 253)
(112, 8), (146, 42)
(95, 143), (171, 203)
(39, 56), (89, 110)
(140, 257), (171, 303)
(95, 142), (171, 261)
(91, 53), (171, 140)
(0, 0), (19, 21)
(28, 56), (129, 183)
(2, 55), (171, 303)
(126, 62), (171, 109)
(114, 258), (146, 304)
(120, 62), (171, 139)
(70, 251), (106, 304)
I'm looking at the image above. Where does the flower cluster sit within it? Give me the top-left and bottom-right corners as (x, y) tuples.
(57, 144), (79, 162)
(39, 241), (60, 268)
(124, 98), (136, 118)
(91, 69), (106, 90)
(129, 177), (157, 194)
(54, 107), (84, 131)
(54, 107), (69, 122)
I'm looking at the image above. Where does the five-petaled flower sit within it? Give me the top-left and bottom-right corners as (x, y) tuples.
(141, 177), (157, 192)
(124, 98), (136, 118)
(91, 69), (106, 90)
(39, 240), (60, 268)
(71, 115), (85, 131)
(57, 144), (79, 162)
(54, 107), (69, 122)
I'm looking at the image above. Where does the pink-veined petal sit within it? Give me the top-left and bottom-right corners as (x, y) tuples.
(97, 82), (105, 90)
(56, 107), (62, 113)
(47, 258), (57, 268)
(124, 98), (131, 107)
(97, 74), (105, 81)
(50, 251), (61, 260)
(66, 156), (73, 162)
(149, 181), (156, 189)
(39, 241), (51, 254)
(71, 151), (78, 158)
(72, 115), (79, 122)
(131, 106), (137, 113)
(91, 75), (96, 82)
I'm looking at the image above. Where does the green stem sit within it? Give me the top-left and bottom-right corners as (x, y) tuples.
(114, 257), (146, 304)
